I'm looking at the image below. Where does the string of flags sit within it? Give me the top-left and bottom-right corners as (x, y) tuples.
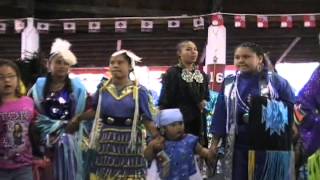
(0, 12), (319, 34)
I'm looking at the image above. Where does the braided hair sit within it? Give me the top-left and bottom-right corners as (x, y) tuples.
(43, 72), (73, 97)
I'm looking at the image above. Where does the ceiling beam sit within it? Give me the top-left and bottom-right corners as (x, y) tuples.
(16, 0), (34, 16)
(276, 37), (301, 64)
(35, 2), (186, 17)
(0, 0), (12, 6)
(222, 1), (320, 13)
(211, 0), (223, 12)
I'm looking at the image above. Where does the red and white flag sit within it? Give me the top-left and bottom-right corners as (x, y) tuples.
(211, 14), (224, 26)
(234, 15), (246, 28)
(168, 20), (180, 31)
(115, 20), (127, 32)
(280, 16), (293, 28)
(193, 17), (204, 30)
(257, 16), (268, 28)
(304, 15), (316, 28)
(141, 20), (153, 32)
(14, 19), (25, 33)
(0, 23), (6, 34)
(88, 21), (101, 33)
(37, 22), (49, 33)
(63, 22), (76, 33)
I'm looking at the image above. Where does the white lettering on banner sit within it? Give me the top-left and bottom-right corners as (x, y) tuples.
(216, 73), (224, 83)
(210, 72), (224, 83)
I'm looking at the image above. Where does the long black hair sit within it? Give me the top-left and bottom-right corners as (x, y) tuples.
(0, 59), (23, 105)
(17, 56), (47, 90)
(43, 72), (73, 97)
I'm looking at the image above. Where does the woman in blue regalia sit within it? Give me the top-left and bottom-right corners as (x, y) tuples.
(75, 50), (160, 179)
(29, 38), (88, 180)
(209, 42), (295, 180)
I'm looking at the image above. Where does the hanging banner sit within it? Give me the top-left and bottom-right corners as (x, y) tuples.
(193, 17), (204, 30)
(37, 22), (49, 33)
(88, 21), (101, 33)
(0, 23), (6, 34)
(234, 15), (246, 28)
(205, 25), (226, 91)
(304, 15), (316, 28)
(257, 15), (269, 28)
(168, 19), (180, 30)
(211, 14), (224, 26)
(141, 20), (153, 32)
(115, 20), (127, 32)
(1, 13), (320, 34)
(280, 16), (293, 28)
(63, 22), (76, 33)
(15, 19), (25, 33)
(21, 18), (39, 60)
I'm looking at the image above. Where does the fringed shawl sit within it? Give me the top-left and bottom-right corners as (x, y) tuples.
(31, 77), (88, 180)
(221, 71), (295, 180)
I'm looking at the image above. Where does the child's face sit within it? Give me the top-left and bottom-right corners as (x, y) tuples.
(109, 54), (132, 80)
(0, 65), (18, 97)
(164, 121), (185, 141)
(48, 56), (71, 79)
(178, 41), (198, 65)
(234, 47), (263, 73)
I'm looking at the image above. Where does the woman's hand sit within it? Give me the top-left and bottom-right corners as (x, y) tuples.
(149, 136), (165, 153)
(65, 116), (81, 134)
(144, 136), (165, 160)
(207, 136), (222, 162)
(208, 145), (219, 162)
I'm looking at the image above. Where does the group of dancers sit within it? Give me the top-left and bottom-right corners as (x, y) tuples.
(0, 38), (319, 180)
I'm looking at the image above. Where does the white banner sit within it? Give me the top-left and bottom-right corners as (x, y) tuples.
(205, 25), (226, 65)
(21, 18), (39, 60)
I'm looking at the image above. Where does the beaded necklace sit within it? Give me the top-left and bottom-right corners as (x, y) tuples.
(178, 63), (204, 83)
